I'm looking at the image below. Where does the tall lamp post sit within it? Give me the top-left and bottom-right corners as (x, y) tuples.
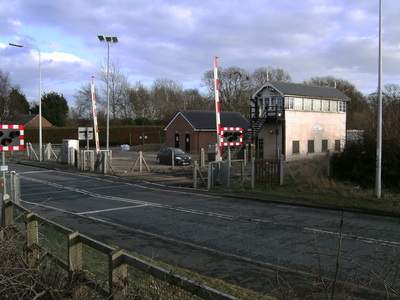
(97, 35), (118, 152)
(9, 43), (42, 162)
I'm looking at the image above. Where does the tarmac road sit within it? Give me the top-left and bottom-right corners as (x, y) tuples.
(7, 152), (400, 299)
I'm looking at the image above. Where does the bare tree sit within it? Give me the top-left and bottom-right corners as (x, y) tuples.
(201, 66), (252, 116)
(201, 65), (292, 116)
(182, 88), (211, 111)
(252, 66), (292, 88)
(97, 58), (132, 120)
(0, 69), (12, 123)
(129, 81), (157, 120)
(151, 78), (184, 122)
(73, 82), (94, 120)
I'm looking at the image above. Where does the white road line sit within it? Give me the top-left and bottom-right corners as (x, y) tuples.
(21, 170), (55, 174)
(78, 204), (149, 215)
(21, 200), (311, 277)
(20, 175), (400, 248)
(303, 227), (400, 247)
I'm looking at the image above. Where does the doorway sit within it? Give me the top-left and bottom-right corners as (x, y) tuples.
(185, 134), (190, 152)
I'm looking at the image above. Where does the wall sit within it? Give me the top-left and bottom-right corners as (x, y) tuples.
(284, 110), (346, 160)
(24, 126), (164, 146)
(165, 114), (218, 154)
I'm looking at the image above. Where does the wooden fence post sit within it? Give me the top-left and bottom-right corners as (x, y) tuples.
(68, 232), (83, 272)
(280, 155), (285, 186)
(193, 161), (198, 189)
(4, 199), (13, 227)
(26, 212), (39, 267)
(109, 249), (128, 299)
(251, 158), (255, 189)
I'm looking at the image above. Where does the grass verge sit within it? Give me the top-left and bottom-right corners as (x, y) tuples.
(218, 156), (400, 216)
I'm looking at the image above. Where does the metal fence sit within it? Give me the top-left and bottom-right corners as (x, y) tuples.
(1, 198), (239, 300)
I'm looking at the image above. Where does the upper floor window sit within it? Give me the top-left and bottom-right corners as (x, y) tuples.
(313, 99), (321, 111)
(330, 100), (338, 112)
(322, 100), (330, 111)
(338, 101), (347, 112)
(269, 96), (282, 108)
(283, 97), (346, 113)
(304, 98), (312, 111)
(285, 97), (294, 110)
(294, 98), (303, 110)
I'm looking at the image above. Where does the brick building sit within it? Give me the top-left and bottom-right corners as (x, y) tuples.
(165, 110), (249, 154)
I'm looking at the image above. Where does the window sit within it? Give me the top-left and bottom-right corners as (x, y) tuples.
(334, 140), (341, 151)
(304, 98), (312, 111)
(330, 101), (338, 112)
(269, 96), (283, 109)
(308, 140), (315, 153)
(276, 96), (283, 109)
(322, 140), (328, 152)
(292, 141), (300, 154)
(268, 97), (274, 107)
(294, 98), (303, 110)
(322, 100), (330, 111)
(285, 97), (294, 109)
(338, 101), (347, 112)
(313, 99), (321, 111)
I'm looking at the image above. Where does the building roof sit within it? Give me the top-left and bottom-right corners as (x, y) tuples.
(4, 114), (53, 127)
(5, 114), (37, 126)
(251, 81), (351, 101)
(165, 110), (250, 131)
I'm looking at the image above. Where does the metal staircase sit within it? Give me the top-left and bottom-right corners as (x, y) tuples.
(246, 109), (267, 143)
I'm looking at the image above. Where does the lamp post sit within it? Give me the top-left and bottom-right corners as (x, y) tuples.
(375, 0), (383, 199)
(9, 43), (43, 162)
(97, 35), (118, 152)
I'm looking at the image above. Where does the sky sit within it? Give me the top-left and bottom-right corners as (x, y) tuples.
(0, 0), (399, 107)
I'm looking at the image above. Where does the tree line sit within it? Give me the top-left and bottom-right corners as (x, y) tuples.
(1, 63), (399, 189)
(71, 61), (294, 126)
(0, 69), (69, 126)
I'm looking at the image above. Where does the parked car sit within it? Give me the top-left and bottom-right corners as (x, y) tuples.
(156, 147), (191, 165)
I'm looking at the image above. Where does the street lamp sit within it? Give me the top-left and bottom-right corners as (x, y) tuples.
(9, 43), (43, 162)
(97, 35), (118, 152)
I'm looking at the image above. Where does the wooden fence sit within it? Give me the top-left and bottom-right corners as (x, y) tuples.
(254, 158), (282, 186)
(2, 199), (239, 300)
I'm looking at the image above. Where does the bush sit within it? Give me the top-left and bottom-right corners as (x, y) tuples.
(331, 135), (400, 191)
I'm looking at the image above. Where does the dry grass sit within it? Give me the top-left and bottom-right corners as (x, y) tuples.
(229, 156), (400, 215)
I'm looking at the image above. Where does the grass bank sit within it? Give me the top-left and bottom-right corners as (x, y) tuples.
(219, 156), (400, 216)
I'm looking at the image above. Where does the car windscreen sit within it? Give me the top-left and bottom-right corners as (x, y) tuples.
(172, 149), (184, 154)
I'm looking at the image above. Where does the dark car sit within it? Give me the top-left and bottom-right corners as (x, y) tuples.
(156, 147), (191, 165)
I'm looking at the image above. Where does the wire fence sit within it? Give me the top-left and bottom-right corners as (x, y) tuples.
(2, 199), (239, 300)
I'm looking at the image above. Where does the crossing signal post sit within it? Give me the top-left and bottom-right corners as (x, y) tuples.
(0, 125), (24, 151)
(0, 125), (24, 203)
(220, 127), (243, 146)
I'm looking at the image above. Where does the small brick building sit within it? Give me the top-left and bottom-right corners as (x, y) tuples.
(164, 110), (249, 154)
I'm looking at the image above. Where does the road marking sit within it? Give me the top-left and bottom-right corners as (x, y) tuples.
(21, 199), (311, 278)
(21, 170), (55, 174)
(78, 204), (149, 215)
(20, 175), (400, 248)
(303, 227), (400, 247)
